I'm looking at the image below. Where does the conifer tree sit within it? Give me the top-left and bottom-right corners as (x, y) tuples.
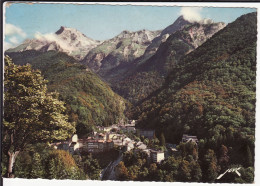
(203, 149), (219, 182)
(29, 152), (44, 178)
(160, 132), (166, 147)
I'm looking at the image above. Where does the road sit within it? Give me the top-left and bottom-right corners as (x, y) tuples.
(101, 153), (123, 180)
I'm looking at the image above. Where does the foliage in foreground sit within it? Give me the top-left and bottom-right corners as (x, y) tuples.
(3, 56), (75, 177)
(2, 143), (105, 180)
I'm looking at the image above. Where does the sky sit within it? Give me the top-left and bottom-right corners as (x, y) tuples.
(3, 3), (256, 50)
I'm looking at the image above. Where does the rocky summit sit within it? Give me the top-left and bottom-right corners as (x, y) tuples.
(6, 26), (101, 60)
(143, 15), (193, 58)
(81, 29), (161, 78)
(113, 18), (226, 104)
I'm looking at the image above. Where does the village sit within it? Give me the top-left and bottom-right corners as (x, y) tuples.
(50, 120), (199, 167)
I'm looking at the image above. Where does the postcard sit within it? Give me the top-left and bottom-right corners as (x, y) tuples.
(2, 1), (259, 186)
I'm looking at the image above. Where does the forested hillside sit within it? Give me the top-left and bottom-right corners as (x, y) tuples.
(6, 51), (127, 136)
(135, 12), (256, 170)
(114, 21), (225, 104)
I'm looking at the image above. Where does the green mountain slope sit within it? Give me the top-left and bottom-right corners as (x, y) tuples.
(114, 22), (225, 104)
(135, 12), (256, 166)
(6, 50), (127, 136)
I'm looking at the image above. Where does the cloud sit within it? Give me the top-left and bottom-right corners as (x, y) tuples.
(4, 41), (14, 51)
(34, 32), (75, 52)
(5, 23), (27, 38)
(9, 36), (19, 45)
(35, 32), (57, 42)
(180, 7), (203, 23)
(202, 18), (214, 24)
(4, 36), (21, 51)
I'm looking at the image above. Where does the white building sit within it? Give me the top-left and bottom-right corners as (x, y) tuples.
(56, 134), (80, 155)
(69, 142), (80, 155)
(123, 142), (135, 152)
(122, 137), (132, 145)
(137, 143), (147, 151)
(72, 134), (78, 142)
(69, 134), (80, 155)
(150, 150), (165, 163)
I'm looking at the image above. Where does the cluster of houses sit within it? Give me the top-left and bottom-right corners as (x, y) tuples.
(83, 132), (114, 153)
(51, 134), (81, 155)
(51, 119), (199, 164)
(51, 120), (137, 155)
(96, 120), (136, 134)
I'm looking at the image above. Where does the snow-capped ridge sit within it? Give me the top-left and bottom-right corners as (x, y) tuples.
(7, 26), (100, 60)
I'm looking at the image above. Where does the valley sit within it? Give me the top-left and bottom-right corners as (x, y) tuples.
(3, 9), (256, 183)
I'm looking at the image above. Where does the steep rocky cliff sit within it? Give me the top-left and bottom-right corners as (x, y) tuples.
(81, 29), (161, 80)
(113, 20), (226, 104)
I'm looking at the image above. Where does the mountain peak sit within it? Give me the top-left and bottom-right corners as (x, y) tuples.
(55, 26), (84, 36)
(120, 30), (131, 35)
(7, 26), (100, 60)
(176, 15), (186, 21)
(55, 26), (66, 35)
(160, 16), (192, 36)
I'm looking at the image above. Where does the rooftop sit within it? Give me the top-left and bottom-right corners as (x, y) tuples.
(137, 144), (147, 150)
(150, 149), (164, 153)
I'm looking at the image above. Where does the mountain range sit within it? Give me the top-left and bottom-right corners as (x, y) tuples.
(5, 13), (255, 143)
(7, 16), (225, 91)
(113, 18), (226, 103)
(5, 15), (228, 133)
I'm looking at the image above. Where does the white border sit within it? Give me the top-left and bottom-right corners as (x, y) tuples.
(2, 2), (260, 186)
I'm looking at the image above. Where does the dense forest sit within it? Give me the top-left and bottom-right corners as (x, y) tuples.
(6, 51), (128, 136)
(115, 143), (253, 183)
(133, 12), (256, 181)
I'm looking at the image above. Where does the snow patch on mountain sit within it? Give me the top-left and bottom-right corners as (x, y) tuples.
(7, 26), (101, 60)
